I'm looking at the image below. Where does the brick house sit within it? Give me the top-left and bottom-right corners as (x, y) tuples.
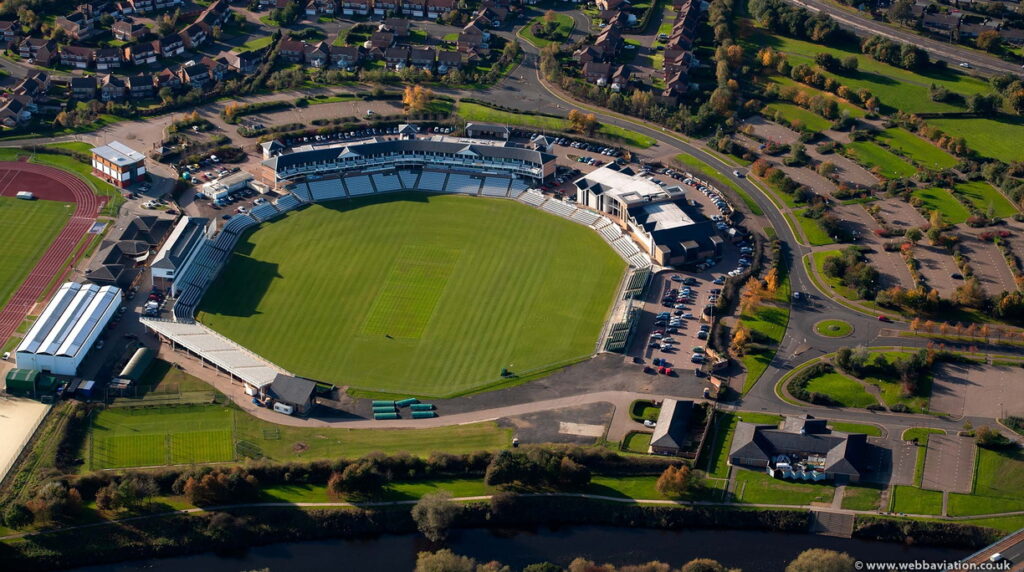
(341, 0), (371, 16)
(95, 48), (124, 71)
(125, 40), (159, 65)
(112, 20), (148, 41)
(100, 74), (127, 102)
(61, 45), (96, 69)
(126, 74), (155, 100)
(70, 76), (98, 100)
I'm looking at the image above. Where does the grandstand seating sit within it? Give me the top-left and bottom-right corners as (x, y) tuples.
(593, 217), (613, 230)
(518, 189), (546, 207)
(445, 173), (482, 195)
(398, 170), (420, 189)
(542, 199), (577, 219)
(308, 178), (346, 201)
(418, 171), (448, 192)
(344, 174), (374, 196)
(628, 253), (651, 268)
(570, 209), (601, 226)
(480, 177), (511, 198)
(274, 194), (303, 212)
(610, 236), (641, 260)
(222, 213), (259, 236)
(372, 172), (402, 193)
(290, 182), (313, 202)
(250, 202), (281, 222)
(598, 223), (622, 242)
(509, 178), (529, 195)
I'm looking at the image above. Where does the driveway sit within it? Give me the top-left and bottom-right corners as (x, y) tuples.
(921, 434), (976, 493)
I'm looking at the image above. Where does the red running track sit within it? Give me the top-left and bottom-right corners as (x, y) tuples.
(0, 161), (104, 345)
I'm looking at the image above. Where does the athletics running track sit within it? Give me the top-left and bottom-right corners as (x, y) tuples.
(0, 160), (103, 346)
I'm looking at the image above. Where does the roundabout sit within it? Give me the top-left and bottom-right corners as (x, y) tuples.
(814, 319), (854, 338)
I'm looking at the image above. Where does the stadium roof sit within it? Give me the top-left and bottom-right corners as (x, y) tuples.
(139, 318), (287, 388)
(91, 141), (145, 166)
(574, 163), (685, 206)
(263, 138), (554, 172)
(17, 282), (121, 358)
(152, 217), (209, 271)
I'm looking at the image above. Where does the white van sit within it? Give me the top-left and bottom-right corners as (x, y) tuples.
(16, 191), (34, 200)
(273, 402), (294, 415)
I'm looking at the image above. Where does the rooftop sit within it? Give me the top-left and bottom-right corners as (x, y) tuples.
(152, 217), (209, 271)
(91, 141), (145, 166)
(17, 282), (121, 358)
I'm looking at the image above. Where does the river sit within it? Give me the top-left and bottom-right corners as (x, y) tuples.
(74, 526), (969, 571)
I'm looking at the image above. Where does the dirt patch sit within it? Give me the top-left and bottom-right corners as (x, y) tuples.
(0, 397), (49, 483)
(292, 442), (309, 453)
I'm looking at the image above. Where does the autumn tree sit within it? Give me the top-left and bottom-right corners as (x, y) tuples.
(655, 465), (693, 497)
(731, 325), (752, 356)
(403, 85), (434, 113)
(567, 109), (598, 135)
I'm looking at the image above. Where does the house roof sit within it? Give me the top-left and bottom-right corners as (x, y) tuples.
(729, 415), (869, 478)
(650, 399), (694, 449)
(269, 374), (317, 406)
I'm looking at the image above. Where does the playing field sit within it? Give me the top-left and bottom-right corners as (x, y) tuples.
(88, 405), (236, 470)
(198, 193), (625, 396)
(0, 196), (72, 309)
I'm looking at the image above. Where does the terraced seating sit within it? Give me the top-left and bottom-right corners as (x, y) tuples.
(542, 199), (577, 218)
(398, 169), (420, 189)
(308, 178), (346, 201)
(290, 182), (313, 202)
(372, 172), (402, 193)
(274, 194), (303, 212)
(480, 177), (511, 197)
(598, 223), (622, 242)
(344, 174), (374, 196)
(222, 213), (259, 236)
(623, 267), (652, 299)
(628, 253), (651, 268)
(593, 217), (613, 230)
(250, 202), (281, 222)
(610, 236), (641, 260)
(445, 174), (482, 195)
(508, 178), (529, 195)
(570, 209), (601, 226)
(418, 171), (448, 191)
(519, 189), (546, 206)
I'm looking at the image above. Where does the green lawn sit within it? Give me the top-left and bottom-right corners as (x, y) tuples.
(803, 372), (877, 408)
(111, 359), (219, 405)
(519, 13), (574, 48)
(876, 128), (958, 170)
(902, 427), (945, 443)
(794, 209), (836, 246)
(87, 405), (236, 470)
(929, 116), (1024, 163)
(955, 181), (1018, 219)
(858, 351), (930, 413)
(241, 35), (273, 52)
(812, 250), (861, 300)
(0, 197), (72, 311)
(751, 30), (993, 115)
(198, 193), (624, 397)
(912, 188), (970, 224)
(948, 448), (1024, 516)
(763, 102), (832, 132)
(733, 469), (835, 505)
(841, 485), (883, 511)
(827, 422), (882, 437)
(456, 102), (654, 148)
(814, 319), (853, 338)
(622, 432), (653, 453)
(739, 304), (789, 389)
(843, 141), (916, 179)
(890, 485), (943, 515)
(768, 77), (866, 118)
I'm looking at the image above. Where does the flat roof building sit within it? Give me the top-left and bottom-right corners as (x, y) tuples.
(16, 282), (122, 376)
(91, 141), (147, 188)
(152, 217), (212, 296)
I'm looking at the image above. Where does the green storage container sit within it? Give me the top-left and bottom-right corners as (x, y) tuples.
(372, 400), (395, 407)
(372, 406), (396, 414)
(396, 398), (419, 407)
(410, 403), (434, 411)
(411, 411), (437, 419)
(374, 412), (400, 420)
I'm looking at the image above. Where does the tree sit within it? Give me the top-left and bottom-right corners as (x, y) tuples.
(416, 550), (478, 572)
(764, 267), (780, 294)
(731, 325), (752, 356)
(655, 465), (692, 497)
(402, 85), (434, 113)
(976, 30), (1002, 53)
(953, 277), (985, 309)
(567, 109), (597, 135)
(411, 491), (462, 542)
(681, 559), (729, 572)
(975, 426), (1011, 450)
(786, 548), (856, 572)
(543, 9), (556, 24)
(887, 0), (914, 26)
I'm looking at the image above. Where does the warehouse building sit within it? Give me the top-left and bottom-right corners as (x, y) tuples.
(15, 282), (122, 375)
(91, 141), (147, 188)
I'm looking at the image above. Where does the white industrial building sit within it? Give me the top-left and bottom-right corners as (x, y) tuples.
(202, 170), (254, 199)
(15, 282), (122, 375)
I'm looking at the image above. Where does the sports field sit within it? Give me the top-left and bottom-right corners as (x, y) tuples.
(198, 193), (625, 396)
(88, 405), (236, 470)
(0, 197), (72, 309)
